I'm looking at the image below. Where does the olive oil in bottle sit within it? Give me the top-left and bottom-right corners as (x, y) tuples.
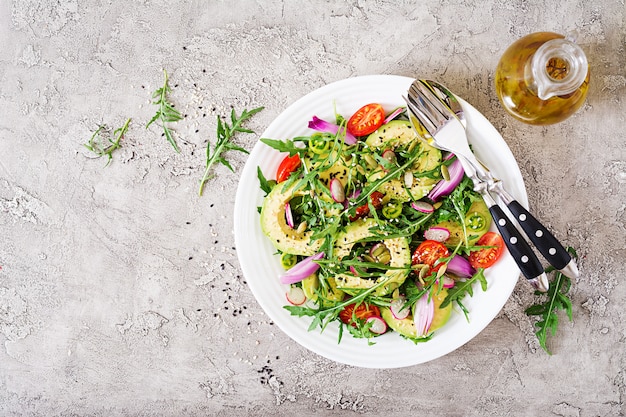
(495, 32), (590, 125)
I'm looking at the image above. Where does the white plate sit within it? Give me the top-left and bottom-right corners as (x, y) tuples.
(234, 75), (527, 369)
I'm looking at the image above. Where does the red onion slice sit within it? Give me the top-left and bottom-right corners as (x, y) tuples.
(285, 202), (294, 228)
(308, 116), (357, 145)
(427, 157), (465, 202)
(414, 293), (435, 337)
(383, 107), (405, 124)
(280, 252), (325, 285)
(446, 255), (476, 278)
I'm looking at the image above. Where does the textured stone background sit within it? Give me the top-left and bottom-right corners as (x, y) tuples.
(1, 0), (625, 416)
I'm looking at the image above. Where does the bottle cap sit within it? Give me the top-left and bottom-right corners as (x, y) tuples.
(531, 38), (588, 100)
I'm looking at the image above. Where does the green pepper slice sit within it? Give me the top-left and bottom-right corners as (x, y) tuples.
(308, 133), (331, 155)
(382, 202), (403, 219)
(280, 253), (298, 269)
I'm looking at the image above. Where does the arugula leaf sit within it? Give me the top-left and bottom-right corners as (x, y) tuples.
(440, 268), (488, 319)
(525, 248), (576, 354)
(198, 106), (264, 196)
(146, 69), (183, 152)
(259, 138), (303, 155)
(84, 118), (131, 167)
(257, 166), (273, 196)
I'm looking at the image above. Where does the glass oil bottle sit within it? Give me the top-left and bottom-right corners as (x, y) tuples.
(495, 32), (590, 125)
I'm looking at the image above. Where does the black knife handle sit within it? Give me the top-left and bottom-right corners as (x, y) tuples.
(488, 205), (545, 280)
(506, 200), (571, 271)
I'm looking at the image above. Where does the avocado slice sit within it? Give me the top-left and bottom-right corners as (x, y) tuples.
(301, 274), (345, 306)
(259, 183), (322, 256)
(365, 120), (442, 201)
(380, 286), (452, 339)
(302, 150), (354, 188)
(333, 218), (411, 296)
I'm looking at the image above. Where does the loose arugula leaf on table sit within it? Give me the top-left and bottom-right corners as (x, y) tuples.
(146, 69), (183, 152)
(525, 248), (576, 354)
(198, 106), (264, 196)
(84, 118), (131, 167)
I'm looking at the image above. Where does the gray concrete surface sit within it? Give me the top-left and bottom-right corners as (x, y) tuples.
(1, 0), (625, 415)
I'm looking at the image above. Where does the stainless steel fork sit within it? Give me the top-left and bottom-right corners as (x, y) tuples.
(421, 80), (579, 282)
(405, 80), (555, 292)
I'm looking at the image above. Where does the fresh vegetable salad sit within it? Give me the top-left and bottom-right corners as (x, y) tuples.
(257, 103), (505, 344)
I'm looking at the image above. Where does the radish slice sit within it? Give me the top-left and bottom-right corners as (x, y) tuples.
(441, 275), (455, 289)
(411, 201), (434, 213)
(286, 287), (306, 305)
(285, 202), (294, 228)
(366, 316), (388, 334)
(447, 255), (476, 278)
(390, 296), (410, 320)
(382, 149), (396, 164)
(330, 178), (345, 203)
(424, 226), (450, 242)
(414, 293), (435, 337)
(404, 171), (414, 188)
(280, 252), (325, 284)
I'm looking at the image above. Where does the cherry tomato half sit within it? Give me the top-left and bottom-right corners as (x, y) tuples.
(468, 232), (505, 269)
(276, 154), (301, 183)
(339, 302), (381, 327)
(347, 103), (385, 137)
(349, 191), (385, 221)
(412, 240), (450, 273)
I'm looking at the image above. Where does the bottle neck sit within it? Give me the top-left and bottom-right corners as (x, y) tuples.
(527, 37), (588, 100)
